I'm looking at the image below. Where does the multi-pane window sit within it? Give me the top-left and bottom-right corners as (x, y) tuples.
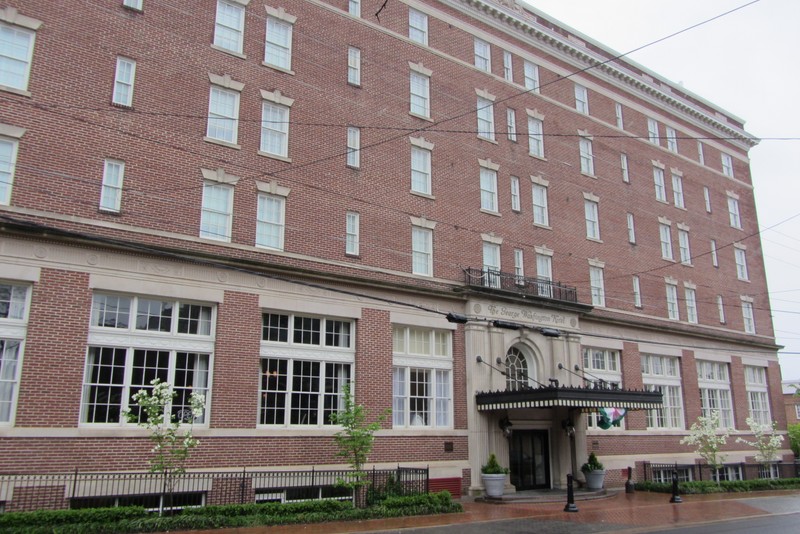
(721, 153), (734, 177)
(474, 38), (491, 72)
(745, 366), (771, 426)
(0, 283), (28, 424)
(528, 117), (544, 158)
(735, 247), (749, 280)
(411, 226), (433, 276)
(479, 167), (498, 212)
(620, 153), (630, 183)
(505, 347), (534, 391)
(742, 299), (756, 334)
(506, 108), (517, 141)
(502, 51), (513, 81)
(642, 354), (683, 429)
(703, 186), (712, 212)
(589, 265), (605, 307)
(476, 97), (495, 140)
(536, 253), (552, 297)
(615, 103), (624, 129)
(411, 146), (431, 195)
(83, 294), (214, 425)
(666, 127), (678, 152)
(659, 223), (673, 260)
(410, 71), (430, 117)
(408, 8), (428, 45)
(123, 0), (143, 9)
(0, 138), (17, 205)
(392, 325), (452, 428)
(256, 193), (285, 250)
(100, 159), (124, 212)
(482, 242), (501, 288)
(523, 61), (539, 92)
(579, 137), (594, 175)
(697, 360), (734, 428)
(346, 126), (360, 168)
(584, 199), (600, 240)
(678, 229), (691, 265)
(666, 282), (679, 320)
(672, 173), (685, 208)
(207, 86), (240, 144)
(717, 295), (726, 323)
(348, 0), (360, 17)
(513, 249), (524, 284)
(647, 118), (659, 144)
(574, 84), (589, 114)
(345, 211), (359, 255)
(626, 212), (636, 244)
(0, 21), (36, 91)
(260, 101), (290, 158)
(260, 313), (354, 427)
(685, 287), (698, 323)
(653, 167), (667, 202)
(698, 141), (705, 165)
(112, 57), (136, 107)
(214, 0), (245, 54)
(710, 239), (719, 267)
(347, 47), (361, 86)
(532, 183), (549, 226)
(582, 347), (621, 427)
(727, 195), (742, 228)
(632, 275), (642, 308)
(510, 176), (520, 211)
(265, 14), (294, 70)
(200, 182), (233, 241)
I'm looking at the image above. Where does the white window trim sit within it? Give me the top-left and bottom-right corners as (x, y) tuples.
(345, 211), (359, 256)
(0, 8), (43, 95)
(348, 47), (361, 86)
(100, 159), (125, 213)
(256, 192), (287, 251)
(259, 89), (294, 161)
(408, 8), (428, 46)
(346, 126), (360, 168)
(112, 56), (136, 107)
(263, 6), (297, 73)
(212, 0), (248, 57)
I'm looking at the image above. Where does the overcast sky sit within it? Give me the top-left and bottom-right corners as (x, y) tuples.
(524, 0), (800, 379)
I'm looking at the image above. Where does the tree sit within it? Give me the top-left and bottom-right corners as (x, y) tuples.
(736, 417), (784, 467)
(788, 423), (800, 458)
(680, 411), (729, 484)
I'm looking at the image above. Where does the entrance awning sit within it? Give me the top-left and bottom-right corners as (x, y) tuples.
(475, 385), (662, 411)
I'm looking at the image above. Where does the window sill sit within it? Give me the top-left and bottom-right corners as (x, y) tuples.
(98, 208), (121, 216)
(409, 111), (433, 122)
(122, 5), (144, 13)
(529, 153), (546, 161)
(410, 190), (435, 200)
(680, 262), (693, 267)
(479, 208), (501, 217)
(533, 223), (552, 230)
(346, 164), (360, 170)
(0, 85), (31, 98)
(111, 102), (133, 110)
(347, 81), (361, 88)
(477, 135), (498, 144)
(255, 243), (285, 252)
(203, 137), (241, 150)
(586, 237), (602, 243)
(211, 44), (247, 60)
(345, 252), (360, 259)
(257, 150), (292, 163)
(581, 171), (597, 179)
(261, 62), (295, 76)
(199, 233), (232, 243)
(656, 198), (669, 204)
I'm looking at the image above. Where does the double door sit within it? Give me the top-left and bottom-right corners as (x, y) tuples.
(509, 429), (550, 490)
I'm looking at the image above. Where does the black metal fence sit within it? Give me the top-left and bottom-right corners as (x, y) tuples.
(643, 461), (799, 483)
(464, 267), (578, 303)
(0, 466), (429, 513)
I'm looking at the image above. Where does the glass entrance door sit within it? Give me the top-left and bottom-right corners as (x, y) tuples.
(509, 429), (550, 490)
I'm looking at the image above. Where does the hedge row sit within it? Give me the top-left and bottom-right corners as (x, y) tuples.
(635, 477), (800, 494)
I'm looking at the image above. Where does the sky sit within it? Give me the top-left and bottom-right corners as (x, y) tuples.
(524, 0), (800, 379)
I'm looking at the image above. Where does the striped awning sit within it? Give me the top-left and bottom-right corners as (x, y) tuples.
(476, 385), (662, 412)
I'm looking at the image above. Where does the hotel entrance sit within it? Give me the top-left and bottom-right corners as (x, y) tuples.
(509, 429), (550, 490)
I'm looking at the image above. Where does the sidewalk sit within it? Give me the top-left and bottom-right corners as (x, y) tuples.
(186, 489), (800, 533)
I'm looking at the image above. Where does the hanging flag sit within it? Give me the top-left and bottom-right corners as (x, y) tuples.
(597, 407), (627, 429)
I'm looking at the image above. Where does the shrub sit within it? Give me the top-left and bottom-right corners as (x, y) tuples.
(635, 477), (800, 494)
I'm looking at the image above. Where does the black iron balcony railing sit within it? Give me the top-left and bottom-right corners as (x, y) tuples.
(464, 268), (578, 304)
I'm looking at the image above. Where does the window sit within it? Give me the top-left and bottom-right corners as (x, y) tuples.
(123, 0), (143, 9)
(620, 153), (630, 183)
(710, 240), (719, 267)
(727, 194), (742, 228)
(207, 85), (240, 144)
(0, 282), (29, 424)
(482, 242), (501, 288)
(345, 211), (359, 255)
(256, 193), (285, 250)
(410, 70), (430, 118)
(527, 117), (544, 158)
(476, 96), (495, 140)
(745, 366), (771, 426)
(346, 126), (360, 168)
(0, 137), (17, 205)
(0, 20), (37, 92)
(666, 281), (679, 320)
(479, 166), (498, 212)
(721, 153), (734, 177)
(642, 354), (683, 429)
(698, 141), (706, 165)
(411, 145), (431, 195)
(200, 183), (233, 241)
(697, 360), (734, 428)
(502, 51), (513, 81)
(685, 286), (698, 323)
(678, 229), (691, 265)
(392, 325), (452, 428)
(260, 90), (293, 158)
(83, 294), (213, 425)
(347, 47), (361, 86)
(474, 38), (491, 72)
(260, 312), (354, 427)
(659, 223), (673, 260)
(717, 295), (726, 323)
(652, 468), (693, 484)
(632, 275), (642, 307)
(582, 347), (621, 428)
(589, 264), (605, 307)
(703, 186), (712, 213)
(523, 61), (539, 92)
(264, 11), (295, 71)
(411, 226), (433, 276)
(584, 198), (600, 240)
(626, 213), (635, 244)
(666, 127), (678, 152)
(582, 346), (619, 373)
(574, 84), (589, 114)
(510, 176), (520, 211)
(742, 299), (755, 334)
(505, 347), (535, 391)
(579, 137), (594, 175)
(536, 252), (552, 298)
(112, 57), (136, 107)
(408, 8), (428, 45)
(615, 103), (623, 129)
(796, 404), (800, 419)
(513, 248), (524, 284)
(735, 246), (749, 280)
(100, 159), (124, 212)
(672, 173), (684, 208)
(653, 166), (667, 202)
(506, 108), (517, 142)
(348, 0), (360, 17)
(647, 118), (659, 144)
(532, 182), (549, 226)
(214, 0), (245, 54)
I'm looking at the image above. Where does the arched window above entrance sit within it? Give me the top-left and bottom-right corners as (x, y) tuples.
(505, 346), (535, 391)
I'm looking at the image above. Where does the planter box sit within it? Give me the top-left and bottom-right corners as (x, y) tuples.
(584, 470), (605, 490)
(481, 473), (506, 498)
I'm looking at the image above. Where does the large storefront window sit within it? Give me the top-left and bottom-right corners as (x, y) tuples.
(642, 354), (684, 429)
(582, 347), (621, 429)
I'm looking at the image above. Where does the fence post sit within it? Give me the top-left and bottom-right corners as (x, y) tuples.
(71, 467), (79, 503)
(240, 467), (246, 504)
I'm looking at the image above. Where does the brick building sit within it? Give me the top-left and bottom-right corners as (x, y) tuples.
(0, 0), (789, 500)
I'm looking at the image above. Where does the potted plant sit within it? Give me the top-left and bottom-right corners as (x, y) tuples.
(481, 453), (509, 498)
(581, 452), (606, 490)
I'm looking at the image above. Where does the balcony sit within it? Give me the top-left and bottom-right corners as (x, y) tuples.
(464, 267), (578, 304)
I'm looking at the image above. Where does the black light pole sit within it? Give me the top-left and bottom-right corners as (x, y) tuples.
(564, 473), (578, 512)
(669, 470), (682, 503)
